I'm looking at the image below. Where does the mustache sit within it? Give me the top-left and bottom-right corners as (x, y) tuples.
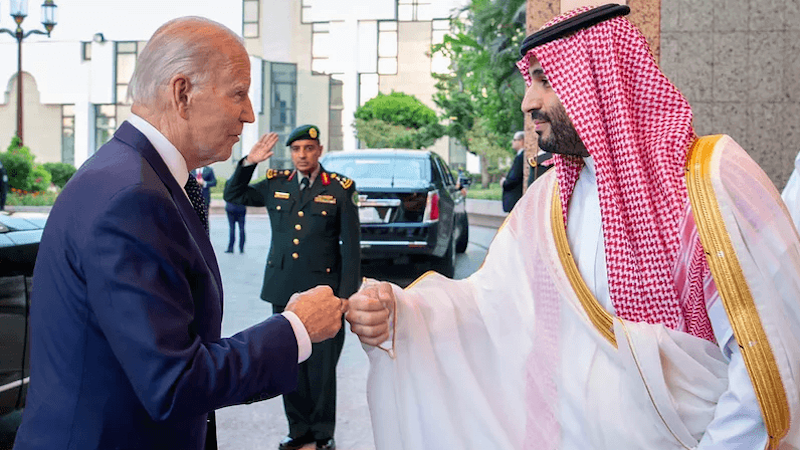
(530, 110), (550, 122)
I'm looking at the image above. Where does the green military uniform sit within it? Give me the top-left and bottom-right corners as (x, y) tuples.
(223, 125), (360, 447)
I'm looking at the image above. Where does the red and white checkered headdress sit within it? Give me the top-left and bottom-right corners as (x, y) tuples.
(518, 6), (713, 340)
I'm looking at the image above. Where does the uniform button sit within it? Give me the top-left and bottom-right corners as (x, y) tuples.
(298, 211), (304, 217)
(276, 205), (281, 211)
(293, 239), (299, 245)
(326, 268), (331, 273)
(322, 211), (327, 216)
(292, 252), (299, 259)
(295, 224), (301, 230)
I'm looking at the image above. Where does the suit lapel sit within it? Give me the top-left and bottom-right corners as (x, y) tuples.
(114, 122), (223, 296)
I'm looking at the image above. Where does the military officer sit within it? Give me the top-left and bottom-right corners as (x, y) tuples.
(224, 124), (360, 450)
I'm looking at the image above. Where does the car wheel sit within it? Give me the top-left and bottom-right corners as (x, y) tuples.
(455, 214), (469, 254)
(432, 232), (456, 278)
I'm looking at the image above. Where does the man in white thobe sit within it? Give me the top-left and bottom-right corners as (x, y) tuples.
(345, 4), (800, 450)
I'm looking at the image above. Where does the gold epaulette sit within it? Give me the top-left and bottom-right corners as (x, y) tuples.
(266, 169), (293, 180)
(330, 172), (353, 190)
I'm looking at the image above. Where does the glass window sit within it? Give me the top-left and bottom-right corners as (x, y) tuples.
(312, 22), (330, 74)
(377, 21), (397, 75)
(270, 63), (297, 168)
(397, 0), (432, 21)
(117, 42), (136, 53)
(243, 0), (259, 38)
(61, 105), (75, 165)
(115, 42), (138, 105)
(378, 58), (397, 75)
(81, 42), (91, 61)
(95, 104), (117, 153)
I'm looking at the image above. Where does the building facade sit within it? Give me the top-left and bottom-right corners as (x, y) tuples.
(0, 0), (473, 182)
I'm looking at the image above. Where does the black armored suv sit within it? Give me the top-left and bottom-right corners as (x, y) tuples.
(0, 212), (45, 429)
(320, 149), (468, 277)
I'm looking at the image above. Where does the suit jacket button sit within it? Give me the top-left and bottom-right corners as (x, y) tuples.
(326, 268), (331, 273)
(322, 211), (327, 216)
(277, 205), (282, 211)
(292, 253), (299, 259)
(295, 224), (302, 230)
(293, 239), (299, 245)
(298, 211), (304, 217)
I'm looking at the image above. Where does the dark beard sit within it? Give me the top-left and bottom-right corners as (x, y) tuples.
(534, 103), (588, 157)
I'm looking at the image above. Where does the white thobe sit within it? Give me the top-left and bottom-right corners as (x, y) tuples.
(567, 157), (767, 449)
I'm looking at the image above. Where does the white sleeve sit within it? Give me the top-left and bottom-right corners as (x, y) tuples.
(281, 311), (312, 363)
(697, 305), (768, 449)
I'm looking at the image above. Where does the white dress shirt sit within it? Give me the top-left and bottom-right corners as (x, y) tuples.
(127, 115), (312, 363)
(566, 157), (767, 449)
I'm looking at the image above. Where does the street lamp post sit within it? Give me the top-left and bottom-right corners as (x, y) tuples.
(0, 0), (58, 147)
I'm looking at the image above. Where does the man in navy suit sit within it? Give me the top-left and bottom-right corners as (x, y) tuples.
(13, 17), (347, 450)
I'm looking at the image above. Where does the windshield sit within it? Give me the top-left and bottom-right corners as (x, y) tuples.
(322, 156), (431, 184)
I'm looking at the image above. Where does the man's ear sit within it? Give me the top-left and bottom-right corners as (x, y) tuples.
(170, 74), (192, 120)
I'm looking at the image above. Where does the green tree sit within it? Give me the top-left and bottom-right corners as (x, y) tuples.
(431, 0), (527, 187)
(353, 91), (444, 149)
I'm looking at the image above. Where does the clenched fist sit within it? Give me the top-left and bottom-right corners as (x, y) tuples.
(285, 285), (348, 343)
(346, 281), (395, 346)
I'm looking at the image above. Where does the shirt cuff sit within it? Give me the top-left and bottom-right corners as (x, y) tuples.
(241, 156), (256, 167)
(281, 311), (312, 363)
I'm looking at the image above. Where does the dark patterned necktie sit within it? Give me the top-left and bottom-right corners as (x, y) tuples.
(185, 175), (209, 234)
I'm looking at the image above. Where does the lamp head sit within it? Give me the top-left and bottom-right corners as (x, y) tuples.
(10, 1), (28, 23)
(40, 0), (57, 35)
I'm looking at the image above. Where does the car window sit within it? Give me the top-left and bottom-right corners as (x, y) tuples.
(432, 156), (453, 186)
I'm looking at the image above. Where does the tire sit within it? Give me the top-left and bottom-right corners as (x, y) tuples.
(432, 232), (456, 278)
(455, 214), (469, 254)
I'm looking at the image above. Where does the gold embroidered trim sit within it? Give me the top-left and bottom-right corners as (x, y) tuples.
(686, 135), (789, 449)
(550, 186), (617, 347)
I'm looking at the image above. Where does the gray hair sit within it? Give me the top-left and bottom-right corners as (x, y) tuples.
(128, 16), (244, 106)
(513, 131), (525, 141)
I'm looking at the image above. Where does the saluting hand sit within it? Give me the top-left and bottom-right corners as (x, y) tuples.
(346, 281), (394, 347)
(285, 285), (349, 343)
(245, 132), (279, 164)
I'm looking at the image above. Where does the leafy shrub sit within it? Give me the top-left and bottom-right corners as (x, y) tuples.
(0, 136), (35, 191)
(29, 165), (52, 192)
(355, 92), (439, 129)
(42, 162), (77, 189)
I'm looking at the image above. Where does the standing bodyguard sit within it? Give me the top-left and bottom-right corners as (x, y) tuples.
(500, 131), (526, 212)
(225, 124), (360, 450)
(13, 17), (347, 450)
